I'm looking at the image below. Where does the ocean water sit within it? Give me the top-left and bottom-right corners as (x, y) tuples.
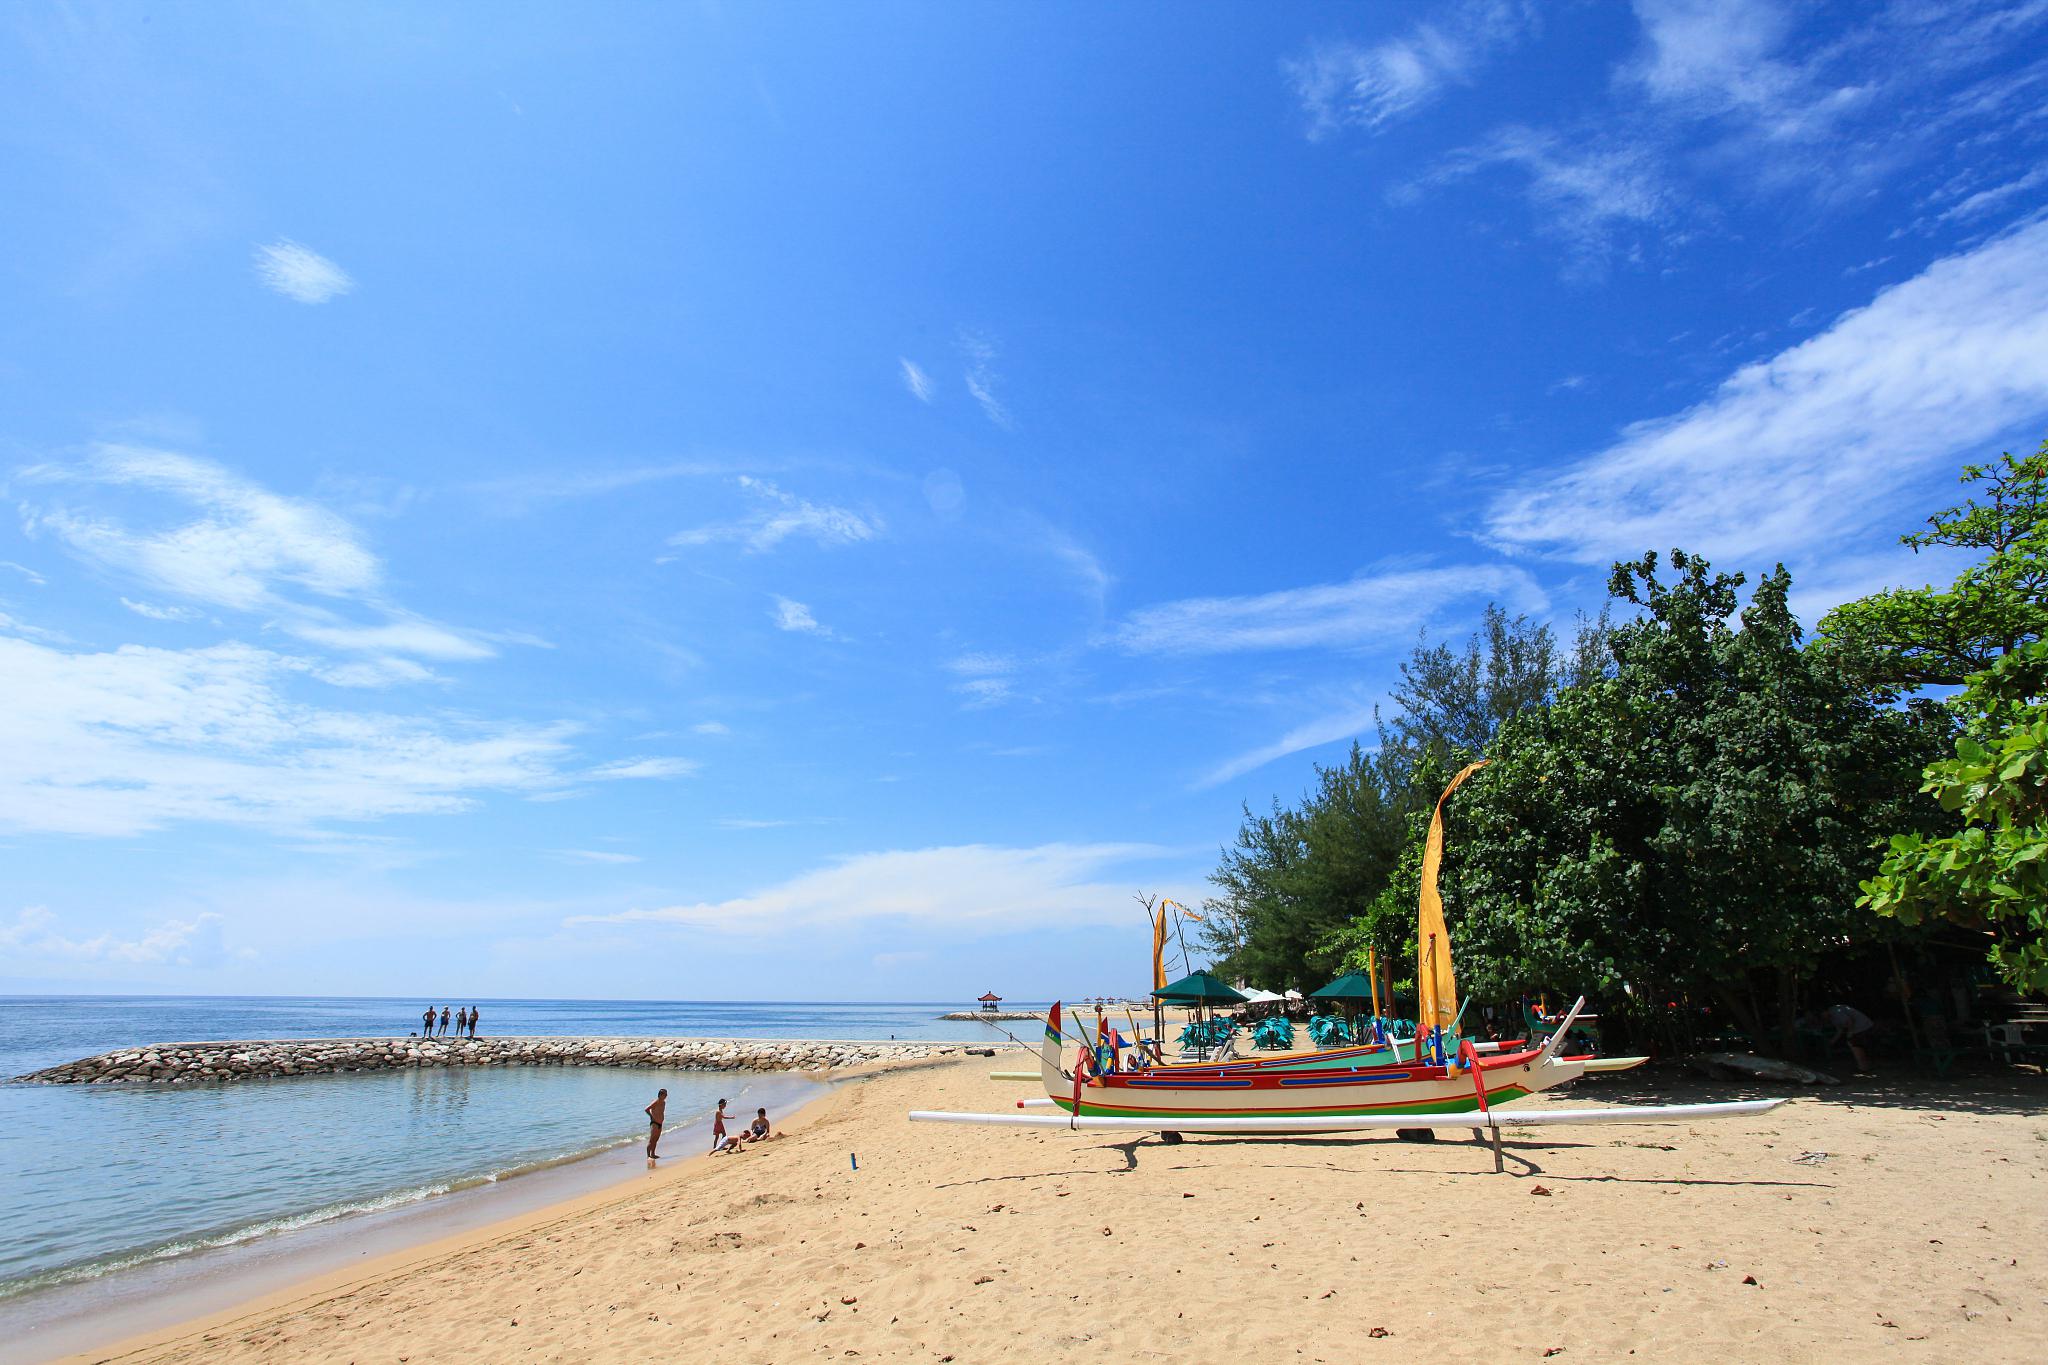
(0, 997), (1014, 1314)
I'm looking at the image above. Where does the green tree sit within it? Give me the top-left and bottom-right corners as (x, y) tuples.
(1344, 552), (1944, 1048)
(1860, 641), (2048, 992)
(1203, 607), (1608, 989)
(1818, 440), (2048, 686)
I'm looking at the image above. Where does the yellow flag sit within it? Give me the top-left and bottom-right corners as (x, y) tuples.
(1416, 759), (1488, 1044)
(1151, 904), (1168, 991)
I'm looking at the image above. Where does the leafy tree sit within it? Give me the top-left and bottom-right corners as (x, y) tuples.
(1342, 552), (1945, 1048)
(1819, 440), (2048, 686)
(1203, 607), (1609, 989)
(1861, 641), (2048, 991)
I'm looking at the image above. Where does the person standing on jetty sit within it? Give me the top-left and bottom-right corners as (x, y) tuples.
(645, 1088), (666, 1159)
(467, 1005), (480, 1038)
(421, 1005), (435, 1037)
(454, 1006), (469, 1038)
(438, 1006), (451, 1037)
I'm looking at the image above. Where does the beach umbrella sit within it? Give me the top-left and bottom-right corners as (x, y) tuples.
(1310, 972), (1378, 1001)
(1151, 971), (1248, 1005)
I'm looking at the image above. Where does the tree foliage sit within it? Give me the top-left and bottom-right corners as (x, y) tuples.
(1200, 608), (1606, 989)
(1861, 641), (2048, 992)
(1818, 440), (2048, 686)
(1339, 552), (1946, 1045)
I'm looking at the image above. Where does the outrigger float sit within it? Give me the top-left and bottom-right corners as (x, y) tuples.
(911, 761), (1788, 1171)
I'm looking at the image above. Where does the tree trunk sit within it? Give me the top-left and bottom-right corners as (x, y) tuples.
(1714, 984), (1764, 1047)
(1774, 967), (1800, 1056)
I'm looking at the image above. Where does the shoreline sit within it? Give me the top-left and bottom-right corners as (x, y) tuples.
(8, 1049), (997, 1365)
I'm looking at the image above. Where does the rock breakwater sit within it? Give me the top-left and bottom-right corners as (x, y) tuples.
(14, 1036), (967, 1085)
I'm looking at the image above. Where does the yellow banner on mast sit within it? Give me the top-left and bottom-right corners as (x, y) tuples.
(1415, 759), (1489, 1048)
(1151, 903), (1169, 992)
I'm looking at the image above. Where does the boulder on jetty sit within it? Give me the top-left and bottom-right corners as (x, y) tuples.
(14, 1037), (959, 1086)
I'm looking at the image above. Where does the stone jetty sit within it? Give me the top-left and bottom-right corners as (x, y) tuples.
(14, 1036), (974, 1086)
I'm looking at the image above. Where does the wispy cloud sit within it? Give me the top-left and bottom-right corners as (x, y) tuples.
(1196, 701), (1380, 791)
(691, 720), (730, 736)
(946, 651), (1019, 707)
(120, 597), (202, 622)
(1286, 0), (1536, 139)
(959, 331), (1014, 429)
(24, 446), (378, 610)
(1, 906), (237, 966)
(1486, 216), (2048, 566)
(21, 446), (493, 674)
(1937, 166), (2048, 224)
(1405, 125), (1676, 266)
(1115, 563), (1544, 655)
(0, 634), (579, 837)
(771, 596), (826, 634)
(253, 240), (353, 304)
(2, 560), (46, 586)
(569, 842), (1195, 933)
(585, 757), (698, 781)
(666, 476), (881, 553)
(899, 357), (935, 403)
(551, 849), (642, 865)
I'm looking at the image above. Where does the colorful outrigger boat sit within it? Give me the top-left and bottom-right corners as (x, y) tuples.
(1036, 999), (1584, 1123)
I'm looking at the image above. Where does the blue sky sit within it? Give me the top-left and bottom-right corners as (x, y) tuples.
(4, 0), (2047, 1000)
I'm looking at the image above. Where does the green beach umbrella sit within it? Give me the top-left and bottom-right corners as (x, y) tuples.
(1309, 972), (1380, 1001)
(1152, 971), (1249, 1005)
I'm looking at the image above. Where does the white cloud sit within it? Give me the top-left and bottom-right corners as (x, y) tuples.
(959, 331), (1014, 429)
(25, 446), (378, 610)
(1486, 217), (2048, 566)
(1410, 125), (1675, 263)
(253, 240), (354, 304)
(666, 476), (880, 553)
(1115, 563), (1545, 655)
(569, 842), (1194, 934)
(771, 596), (825, 634)
(716, 817), (796, 830)
(1937, 166), (2048, 223)
(1196, 702), (1380, 791)
(2, 560), (46, 586)
(120, 597), (202, 622)
(1286, 1), (1535, 138)
(946, 652), (1018, 707)
(691, 720), (731, 736)
(552, 849), (642, 865)
(22, 447), (501, 666)
(1621, 0), (1850, 138)
(0, 634), (578, 836)
(1, 906), (236, 966)
(899, 358), (935, 403)
(585, 756), (698, 781)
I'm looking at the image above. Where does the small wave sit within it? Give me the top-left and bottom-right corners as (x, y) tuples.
(0, 1134), (640, 1302)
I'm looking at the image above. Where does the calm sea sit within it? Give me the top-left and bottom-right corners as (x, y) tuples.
(0, 996), (1016, 1338)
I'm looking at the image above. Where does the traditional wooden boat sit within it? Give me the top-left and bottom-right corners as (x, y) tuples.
(1037, 999), (1586, 1122)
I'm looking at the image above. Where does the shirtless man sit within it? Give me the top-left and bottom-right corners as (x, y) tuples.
(645, 1088), (667, 1158)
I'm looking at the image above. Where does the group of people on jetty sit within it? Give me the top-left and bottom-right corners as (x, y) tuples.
(643, 1092), (778, 1162)
(417, 1005), (480, 1038)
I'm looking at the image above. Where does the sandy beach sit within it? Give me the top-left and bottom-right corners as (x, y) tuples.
(62, 1053), (2045, 1365)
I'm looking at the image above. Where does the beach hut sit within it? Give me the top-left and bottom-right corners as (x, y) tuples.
(976, 991), (1002, 1013)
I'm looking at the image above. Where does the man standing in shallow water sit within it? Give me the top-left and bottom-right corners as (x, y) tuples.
(645, 1088), (666, 1159)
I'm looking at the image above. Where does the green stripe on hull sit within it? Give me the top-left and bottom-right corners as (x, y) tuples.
(1056, 1086), (1533, 1120)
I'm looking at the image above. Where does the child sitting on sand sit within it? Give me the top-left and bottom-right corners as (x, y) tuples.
(749, 1107), (778, 1141)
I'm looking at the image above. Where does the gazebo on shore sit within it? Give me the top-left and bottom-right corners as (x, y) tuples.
(976, 991), (1003, 1013)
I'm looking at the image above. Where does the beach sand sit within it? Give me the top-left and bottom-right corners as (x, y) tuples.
(68, 1054), (2046, 1364)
